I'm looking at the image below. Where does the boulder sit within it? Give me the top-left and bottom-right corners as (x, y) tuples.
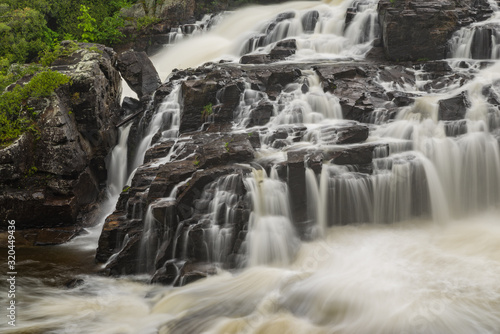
(302, 10), (319, 33)
(269, 39), (297, 60)
(116, 50), (161, 99)
(247, 101), (274, 127)
(438, 91), (471, 121)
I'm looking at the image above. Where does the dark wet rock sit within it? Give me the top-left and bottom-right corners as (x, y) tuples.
(151, 261), (218, 286)
(247, 131), (262, 149)
(105, 230), (143, 275)
(99, 165), (252, 274)
(272, 139), (289, 149)
(466, 25), (500, 59)
(270, 39), (297, 60)
(278, 142), (373, 230)
(216, 83), (242, 125)
(387, 91), (417, 107)
(248, 101), (274, 127)
(122, 96), (141, 115)
(143, 140), (176, 163)
(345, 6), (357, 28)
(285, 144), (375, 171)
(64, 278), (85, 289)
(378, 0), (494, 61)
(153, 82), (175, 109)
(314, 64), (389, 122)
(265, 11), (296, 35)
(303, 123), (370, 145)
(481, 80), (500, 107)
(438, 91), (471, 121)
(176, 166), (251, 220)
(96, 213), (142, 263)
(117, 50), (161, 99)
(240, 54), (271, 64)
(302, 10), (319, 33)
(286, 151), (309, 228)
(420, 61), (453, 73)
(266, 68), (302, 99)
(444, 120), (469, 136)
(377, 65), (416, 87)
(97, 129), (255, 269)
(147, 159), (199, 201)
(330, 145), (374, 166)
(179, 78), (219, 133)
(0, 226), (82, 247)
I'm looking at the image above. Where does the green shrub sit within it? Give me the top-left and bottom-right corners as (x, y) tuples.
(26, 165), (38, 177)
(201, 103), (213, 120)
(0, 61), (41, 92)
(24, 69), (71, 98)
(136, 16), (161, 30)
(0, 1), (133, 59)
(97, 12), (125, 44)
(77, 5), (97, 42)
(38, 41), (79, 67)
(0, 69), (70, 145)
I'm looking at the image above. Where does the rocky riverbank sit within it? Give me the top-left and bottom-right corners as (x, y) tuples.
(0, 43), (121, 245)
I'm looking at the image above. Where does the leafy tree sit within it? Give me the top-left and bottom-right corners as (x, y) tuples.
(77, 4), (97, 42)
(0, 7), (53, 63)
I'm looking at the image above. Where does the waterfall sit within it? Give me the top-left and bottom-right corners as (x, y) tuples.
(14, 0), (500, 333)
(448, 2), (500, 59)
(106, 0), (500, 280)
(150, 0), (380, 80)
(129, 84), (181, 175)
(62, 122), (133, 250)
(234, 70), (342, 132)
(244, 168), (299, 266)
(108, 124), (133, 197)
(170, 173), (248, 265)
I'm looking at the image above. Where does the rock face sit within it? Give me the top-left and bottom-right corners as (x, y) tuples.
(0, 43), (121, 243)
(117, 0), (197, 54)
(378, 0), (494, 60)
(117, 51), (161, 99)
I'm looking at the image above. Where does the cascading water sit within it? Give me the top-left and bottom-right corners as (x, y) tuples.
(150, 0), (380, 80)
(449, 1), (500, 59)
(135, 86), (180, 163)
(243, 168), (299, 267)
(6, 0), (500, 333)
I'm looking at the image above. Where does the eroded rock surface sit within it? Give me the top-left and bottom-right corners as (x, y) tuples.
(0, 43), (121, 243)
(378, 0), (494, 61)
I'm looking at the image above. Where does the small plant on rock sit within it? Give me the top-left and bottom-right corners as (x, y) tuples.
(201, 103), (213, 121)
